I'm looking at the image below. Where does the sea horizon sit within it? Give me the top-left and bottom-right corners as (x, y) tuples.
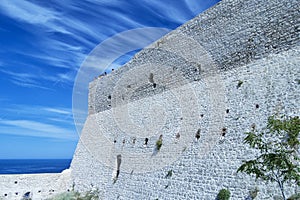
(0, 159), (72, 174)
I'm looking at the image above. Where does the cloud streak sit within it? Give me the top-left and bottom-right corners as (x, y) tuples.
(0, 0), (74, 36)
(0, 119), (78, 140)
(0, 67), (75, 89)
(43, 107), (72, 115)
(0, 69), (52, 90)
(0, 104), (77, 140)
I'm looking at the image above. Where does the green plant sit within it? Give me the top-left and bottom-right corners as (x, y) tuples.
(287, 193), (300, 200)
(217, 189), (231, 200)
(156, 140), (162, 150)
(48, 189), (100, 200)
(81, 190), (100, 200)
(156, 137), (162, 151)
(237, 115), (300, 200)
(48, 191), (79, 200)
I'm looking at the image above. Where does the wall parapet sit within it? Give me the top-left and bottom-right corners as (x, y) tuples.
(88, 0), (299, 114)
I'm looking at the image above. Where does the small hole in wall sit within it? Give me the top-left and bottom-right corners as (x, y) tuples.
(4, 194), (7, 196)
(195, 129), (201, 141)
(200, 114), (204, 118)
(255, 104), (259, 109)
(38, 190), (41, 193)
(226, 109), (229, 113)
(15, 193), (18, 195)
(165, 170), (173, 178)
(108, 95), (111, 99)
(14, 181), (17, 184)
(144, 138), (149, 146)
(23, 192), (31, 198)
(237, 80), (243, 88)
(222, 128), (227, 136)
(122, 139), (125, 144)
(132, 138), (136, 144)
(114, 140), (117, 144)
(194, 68), (197, 72)
(153, 83), (157, 88)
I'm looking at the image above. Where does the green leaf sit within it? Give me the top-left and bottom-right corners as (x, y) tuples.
(237, 115), (300, 199)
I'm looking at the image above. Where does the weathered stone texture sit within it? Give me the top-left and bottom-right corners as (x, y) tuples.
(88, 0), (299, 113)
(71, 0), (300, 199)
(0, 170), (72, 200)
(72, 47), (300, 199)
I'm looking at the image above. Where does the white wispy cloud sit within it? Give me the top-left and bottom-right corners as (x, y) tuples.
(47, 117), (74, 125)
(0, 0), (57, 24)
(57, 73), (76, 84)
(0, 0), (92, 77)
(0, 0), (71, 34)
(0, 1), (98, 47)
(0, 104), (78, 140)
(0, 67), (75, 89)
(0, 120), (78, 140)
(10, 80), (53, 90)
(0, 69), (36, 82)
(43, 107), (72, 115)
(2, 105), (73, 119)
(1, 105), (74, 126)
(0, 69), (53, 90)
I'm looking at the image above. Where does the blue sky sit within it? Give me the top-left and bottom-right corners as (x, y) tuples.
(0, 0), (220, 159)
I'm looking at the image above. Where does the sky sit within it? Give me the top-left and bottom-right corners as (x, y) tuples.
(0, 0), (220, 159)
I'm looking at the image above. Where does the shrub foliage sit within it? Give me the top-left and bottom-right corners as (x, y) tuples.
(237, 116), (300, 200)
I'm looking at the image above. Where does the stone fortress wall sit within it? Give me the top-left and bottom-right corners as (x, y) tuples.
(0, 170), (72, 200)
(0, 0), (298, 199)
(71, 0), (300, 199)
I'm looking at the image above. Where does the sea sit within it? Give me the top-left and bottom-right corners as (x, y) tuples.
(0, 159), (72, 174)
